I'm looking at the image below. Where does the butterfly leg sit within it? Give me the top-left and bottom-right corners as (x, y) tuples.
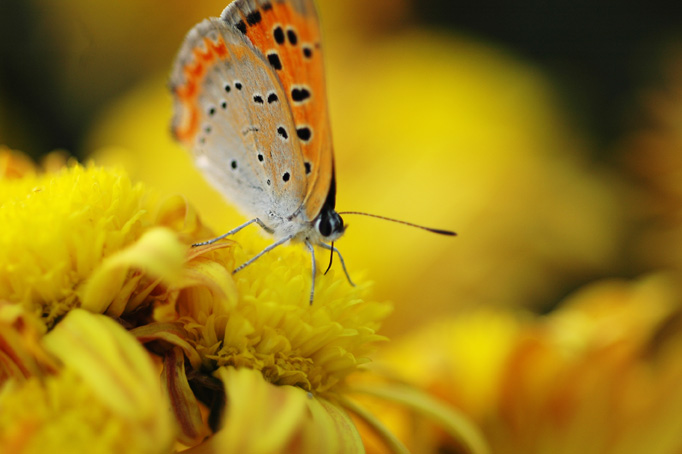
(192, 218), (271, 247)
(233, 234), (295, 274)
(305, 240), (316, 305)
(318, 243), (356, 287)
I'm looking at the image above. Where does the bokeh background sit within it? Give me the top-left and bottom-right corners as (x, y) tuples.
(2, 0), (682, 331)
(4, 0), (682, 452)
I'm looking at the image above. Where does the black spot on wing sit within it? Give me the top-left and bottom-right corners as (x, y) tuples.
(296, 126), (312, 142)
(304, 162), (312, 174)
(302, 45), (313, 59)
(277, 126), (289, 139)
(273, 26), (285, 45)
(236, 20), (247, 34)
(291, 87), (311, 102)
(287, 28), (298, 45)
(253, 94), (264, 104)
(262, 2), (273, 11)
(267, 52), (282, 70)
(246, 11), (262, 26)
(267, 92), (279, 103)
(282, 172), (290, 182)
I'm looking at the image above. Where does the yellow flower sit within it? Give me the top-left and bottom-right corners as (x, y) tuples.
(0, 153), (485, 453)
(365, 274), (682, 454)
(0, 308), (174, 454)
(0, 152), (211, 327)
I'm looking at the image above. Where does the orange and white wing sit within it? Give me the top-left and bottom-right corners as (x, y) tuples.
(221, 0), (335, 221)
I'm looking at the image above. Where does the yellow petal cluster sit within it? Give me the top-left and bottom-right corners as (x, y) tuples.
(0, 309), (174, 454)
(0, 157), (151, 326)
(140, 230), (392, 395)
(2, 152), (472, 454)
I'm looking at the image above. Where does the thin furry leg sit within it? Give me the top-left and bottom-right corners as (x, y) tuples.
(318, 242), (355, 287)
(192, 218), (271, 247)
(233, 234), (295, 274)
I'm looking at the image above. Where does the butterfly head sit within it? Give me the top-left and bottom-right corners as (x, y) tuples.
(315, 208), (345, 242)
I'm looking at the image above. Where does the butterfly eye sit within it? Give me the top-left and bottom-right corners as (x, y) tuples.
(317, 216), (332, 237)
(316, 211), (344, 238)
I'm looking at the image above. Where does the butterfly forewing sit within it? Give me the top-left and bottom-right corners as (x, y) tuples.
(221, 0), (335, 221)
(171, 17), (307, 223)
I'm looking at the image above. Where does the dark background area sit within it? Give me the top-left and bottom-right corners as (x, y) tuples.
(1, 0), (681, 158)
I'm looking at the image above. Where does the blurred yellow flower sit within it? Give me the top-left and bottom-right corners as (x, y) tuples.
(0, 308), (175, 454)
(363, 274), (682, 454)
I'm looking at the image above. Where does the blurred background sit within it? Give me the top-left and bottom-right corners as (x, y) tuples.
(4, 1), (682, 452)
(2, 0), (682, 330)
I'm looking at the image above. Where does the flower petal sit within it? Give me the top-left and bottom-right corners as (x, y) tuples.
(348, 383), (490, 454)
(41, 309), (167, 422)
(302, 396), (366, 454)
(194, 367), (308, 454)
(80, 227), (186, 315)
(131, 322), (203, 369)
(162, 347), (211, 446)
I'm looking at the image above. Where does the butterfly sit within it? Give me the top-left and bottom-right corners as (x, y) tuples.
(170, 0), (454, 303)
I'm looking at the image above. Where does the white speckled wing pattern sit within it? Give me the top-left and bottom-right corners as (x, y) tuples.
(170, 17), (307, 227)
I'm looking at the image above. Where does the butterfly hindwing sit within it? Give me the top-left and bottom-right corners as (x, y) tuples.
(170, 17), (307, 223)
(221, 0), (335, 221)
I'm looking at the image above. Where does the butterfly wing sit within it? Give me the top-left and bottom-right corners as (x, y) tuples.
(221, 0), (335, 221)
(170, 17), (307, 225)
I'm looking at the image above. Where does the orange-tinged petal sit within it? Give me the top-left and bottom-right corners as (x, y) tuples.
(0, 147), (36, 179)
(162, 347), (211, 446)
(131, 322), (203, 369)
(0, 306), (53, 382)
(349, 383), (490, 454)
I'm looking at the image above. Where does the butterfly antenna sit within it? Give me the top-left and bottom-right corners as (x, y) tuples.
(324, 241), (334, 275)
(337, 212), (456, 236)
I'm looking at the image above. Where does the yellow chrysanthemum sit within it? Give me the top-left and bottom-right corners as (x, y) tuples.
(0, 156), (147, 325)
(0, 308), (174, 454)
(0, 152), (213, 328)
(360, 274), (682, 454)
(0, 153), (485, 453)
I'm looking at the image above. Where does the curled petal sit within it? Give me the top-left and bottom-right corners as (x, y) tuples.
(162, 347), (211, 446)
(80, 227), (187, 316)
(131, 322), (202, 369)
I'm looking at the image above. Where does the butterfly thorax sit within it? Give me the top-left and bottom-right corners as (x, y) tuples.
(271, 176), (345, 244)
